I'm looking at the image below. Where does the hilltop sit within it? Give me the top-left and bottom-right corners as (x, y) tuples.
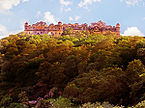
(0, 31), (145, 107)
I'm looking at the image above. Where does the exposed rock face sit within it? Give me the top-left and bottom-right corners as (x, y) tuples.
(24, 20), (120, 37)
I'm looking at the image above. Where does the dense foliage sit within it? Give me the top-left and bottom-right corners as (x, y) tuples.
(0, 31), (145, 107)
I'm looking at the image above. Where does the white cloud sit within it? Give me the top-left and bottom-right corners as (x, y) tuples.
(37, 11), (41, 16)
(60, 0), (72, 6)
(120, 0), (145, 6)
(0, 24), (10, 39)
(0, 0), (20, 12)
(126, 0), (139, 6)
(75, 16), (81, 21)
(0, 29), (22, 39)
(69, 16), (73, 21)
(65, 7), (71, 12)
(0, 0), (30, 13)
(61, 7), (72, 13)
(35, 11), (42, 19)
(69, 16), (81, 21)
(78, 0), (101, 8)
(122, 27), (144, 36)
(9, 30), (22, 35)
(60, 0), (72, 13)
(22, 0), (29, 2)
(44, 11), (57, 24)
(0, 21), (25, 39)
(0, 25), (8, 36)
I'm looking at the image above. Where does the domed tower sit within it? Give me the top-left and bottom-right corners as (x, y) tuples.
(25, 22), (29, 31)
(58, 21), (63, 31)
(116, 23), (120, 36)
(58, 21), (62, 26)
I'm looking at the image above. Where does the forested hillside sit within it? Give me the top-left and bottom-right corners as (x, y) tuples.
(0, 31), (145, 107)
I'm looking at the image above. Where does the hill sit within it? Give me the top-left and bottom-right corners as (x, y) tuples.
(0, 31), (145, 107)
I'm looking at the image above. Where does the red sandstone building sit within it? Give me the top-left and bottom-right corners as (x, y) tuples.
(24, 20), (120, 36)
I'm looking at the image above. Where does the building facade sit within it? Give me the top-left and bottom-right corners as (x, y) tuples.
(24, 20), (120, 36)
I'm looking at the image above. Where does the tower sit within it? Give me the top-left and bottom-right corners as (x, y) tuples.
(58, 21), (63, 31)
(116, 23), (120, 36)
(25, 22), (29, 31)
(58, 21), (62, 26)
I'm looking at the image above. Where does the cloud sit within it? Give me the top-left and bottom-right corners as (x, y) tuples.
(69, 16), (81, 21)
(78, 0), (101, 8)
(0, 0), (20, 12)
(60, 0), (72, 13)
(120, 0), (145, 6)
(0, 0), (30, 13)
(0, 24), (24, 39)
(65, 7), (72, 12)
(60, 0), (72, 6)
(0, 24), (10, 39)
(0, 29), (22, 39)
(75, 16), (81, 21)
(126, 0), (139, 6)
(0, 25), (8, 36)
(22, 0), (29, 2)
(122, 27), (144, 36)
(0, 20), (26, 39)
(35, 11), (42, 19)
(37, 11), (41, 16)
(44, 11), (57, 24)
(69, 16), (73, 21)
(61, 7), (72, 13)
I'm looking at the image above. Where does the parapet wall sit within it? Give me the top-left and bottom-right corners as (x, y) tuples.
(24, 20), (120, 36)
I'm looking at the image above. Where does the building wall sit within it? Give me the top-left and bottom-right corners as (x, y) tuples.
(24, 21), (120, 37)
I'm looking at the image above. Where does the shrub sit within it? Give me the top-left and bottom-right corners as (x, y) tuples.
(49, 96), (73, 108)
(8, 103), (25, 108)
(0, 94), (12, 107)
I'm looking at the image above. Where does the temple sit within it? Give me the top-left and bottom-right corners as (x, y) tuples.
(24, 20), (120, 37)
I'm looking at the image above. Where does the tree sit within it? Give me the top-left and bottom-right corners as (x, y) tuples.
(64, 67), (129, 105)
(62, 27), (73, 35)
(126, 59), (145, 84)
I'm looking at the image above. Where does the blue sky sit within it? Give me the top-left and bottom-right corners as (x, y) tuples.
(0, 0), (145, 38)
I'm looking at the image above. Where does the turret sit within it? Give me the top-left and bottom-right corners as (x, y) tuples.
(116, 23), (120, 36)
(58, 21), (62, 26)
(25, 22), (29, 31)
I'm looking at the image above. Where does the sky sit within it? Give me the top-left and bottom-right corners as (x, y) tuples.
(0, 0), (145, 39)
